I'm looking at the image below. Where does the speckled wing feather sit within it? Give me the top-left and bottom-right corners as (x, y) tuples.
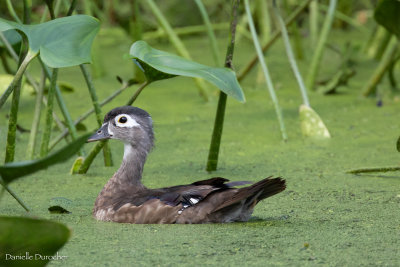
(111, 199), (183, 224)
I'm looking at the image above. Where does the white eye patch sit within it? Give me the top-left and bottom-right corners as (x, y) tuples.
(114, 114), (140, 128)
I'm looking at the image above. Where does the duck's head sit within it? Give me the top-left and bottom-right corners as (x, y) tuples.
(88, 106), (154, 148)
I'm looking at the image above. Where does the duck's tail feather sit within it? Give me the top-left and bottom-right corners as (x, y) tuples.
(214, 177), (286, 212)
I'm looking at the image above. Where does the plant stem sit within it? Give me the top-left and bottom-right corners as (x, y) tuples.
(80, 64), (113, 167)
(45, 0), (56, 19)
(245, 0), (287, 141)
(347, 167), (400, 174)
(39, 60), (83, 154)
(49, 80), (136, 149)
(309, 0), (319, 47)
(0, 33), (65, 132)
(143, 23), (229, 40)
(4, 50), (26, 163)
(78, 141), (106, 174)
(0, 176), (30, 212)
(319, 3), (368, 34)
(126, 81), (149, 105)
(206, 0), (240, 172)
(27, 70), (46, 159)
(145, 0), (209, 101)
(366, 27), (390, 59)
(194, 0), (222, 65)
(0, 51), (14, 75)
(5, 0), (22, 23)
(23, 0), (31, 24)
(306, 0), (337, 91)
(0, 51), (36, 110)
(40, 68), (58, 157)
(388, 55), (399, 91)
(67, 0), (77, 16)
(273, 1), (310, 107)
(206, 92), (228, 172)
(237, 0), (311, 82)
(362, 37), (399, 97)
(130, 0), (146, 83)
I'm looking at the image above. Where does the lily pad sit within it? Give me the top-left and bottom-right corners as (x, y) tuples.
(0, 15), (100, 68)
(299, 105), (331, 139)
(374, 0), (400, 39)
(0, 133), (91, 184)
(0, 216), (70, 267)
(129, 41), (245, 102)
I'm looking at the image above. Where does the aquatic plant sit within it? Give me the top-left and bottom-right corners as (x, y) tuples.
(272, 1), (330, 138)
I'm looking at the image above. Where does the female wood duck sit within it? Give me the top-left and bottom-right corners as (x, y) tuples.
(88, 106), (286, 224)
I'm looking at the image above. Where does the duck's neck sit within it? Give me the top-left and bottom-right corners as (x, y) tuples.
(114, 143), (149, 189)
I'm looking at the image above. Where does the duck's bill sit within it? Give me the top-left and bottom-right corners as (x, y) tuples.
(87, 123), (112, 142)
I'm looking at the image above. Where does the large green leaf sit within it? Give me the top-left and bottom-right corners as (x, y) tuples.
(374, 0), (400, 39)
(129, 41), (245, 102)
(0, 15), (100, 68)
(0, 216), (70, 267)
(0, 133), (91, 184)
(0, 30), (21, 47)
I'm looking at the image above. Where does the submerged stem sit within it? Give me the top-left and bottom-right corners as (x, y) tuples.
(347, 167), (400, 174)
(245, 0), (287, 141)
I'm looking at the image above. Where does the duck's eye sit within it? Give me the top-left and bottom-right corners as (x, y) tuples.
(118, 116), (127, 123)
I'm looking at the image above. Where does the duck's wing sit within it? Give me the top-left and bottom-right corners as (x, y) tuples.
(103, 177), (248, 224)
(176, 176), (286, 224)
(155, 177), (251, 207)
